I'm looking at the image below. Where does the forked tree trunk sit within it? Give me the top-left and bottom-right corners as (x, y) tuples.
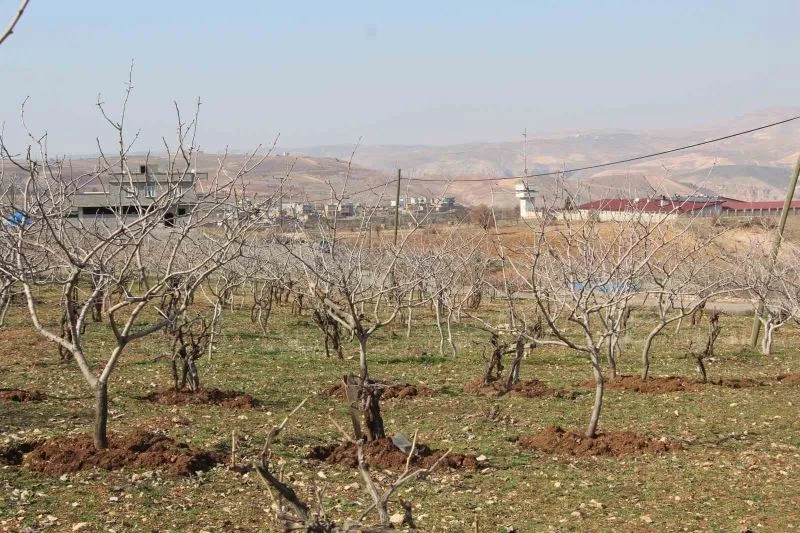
(483, 334), (504, 385)
(761, 320), (777, 355)
(353, 336), (385, 441)
(344, 373), (385, 442)
(94, 380), (109, 450)
(504, 336), (525, 392)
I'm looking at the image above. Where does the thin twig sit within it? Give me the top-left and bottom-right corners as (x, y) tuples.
(0, 0), (30, 47)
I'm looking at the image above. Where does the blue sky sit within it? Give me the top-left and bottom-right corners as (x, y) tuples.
(0, 0), (798, 154)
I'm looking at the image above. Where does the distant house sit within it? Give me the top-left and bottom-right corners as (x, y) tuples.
(323, 202), (355, 218)
(71, 164), (205, 226)
(435, 196), (456, 212)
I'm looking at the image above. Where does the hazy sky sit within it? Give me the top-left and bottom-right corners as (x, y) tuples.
(1, 0), (798, 154)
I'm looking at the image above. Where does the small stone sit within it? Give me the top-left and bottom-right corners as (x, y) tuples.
(641, 515), (653, 524)
(389, 513), (405, 525)
(476, 455), (487, 462)
(317, 471), (327, 479)
(72, 523), (90, 531)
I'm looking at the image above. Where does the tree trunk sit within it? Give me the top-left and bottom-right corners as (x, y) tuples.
(186, 359), (201, 391)
(641, 325), (663, 381)
(762, 321), (774, 355)
(446, 308), (457, 357)
(94, 380), (109, 450)
(587, 355), (604, 439)
(358, 335), (369, 381)
(434, 296), (444, 357)
(361, 380), (386, 442)
(607, 336), (618, 379)
(504, 337), (525, 392)
(483, 334), (503, 385)
(0, 290), (11, 327)
(695, 356), (707, 383)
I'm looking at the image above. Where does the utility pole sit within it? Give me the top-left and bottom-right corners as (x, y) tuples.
(393, 168), (401, 246)
(749, 151), (800, 346)
(523, 128), (528, 178)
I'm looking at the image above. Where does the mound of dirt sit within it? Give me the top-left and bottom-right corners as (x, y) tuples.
(709, 378), (764, 388)
(464, 377), (576, 399)
(0, 388), (46, 402)
(307, 438), (480, 470)
(519, 426), (682, 457)
(324, 381), (436, 400)
(23, 430), (222, 476)
(776, 372), (800, 384)
(508, 379), (579, 399)
(581, 375), (702, 394)
(0, 440), (42, 465)
(144, 388), (258, 408)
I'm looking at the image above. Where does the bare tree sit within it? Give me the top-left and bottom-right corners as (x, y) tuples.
(0, 86), (278, 449)
(280, 166), (442, 441)
(511, 190), (716, 437)
(637, 221), (734, 379)
(741, 243), (800, 355)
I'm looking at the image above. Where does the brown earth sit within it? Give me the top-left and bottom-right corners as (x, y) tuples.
(776, 372), (800, 384)
(0, 388), (46, 402)
(464, 377), (577, 399)
(22, 430), (222, 476)
(519, 426), (682, 457)
(709, 378), (765, 388)
(324, 381), (436, 400)
(144, 388), (259, 408)
(581, 374), (703, 393)
(307, 438), (481, 470)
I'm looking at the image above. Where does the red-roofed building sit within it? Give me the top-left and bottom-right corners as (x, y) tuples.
(577, 196), (724, 221)
(575, 195), (800, 220)
(720, 200), (800, 216)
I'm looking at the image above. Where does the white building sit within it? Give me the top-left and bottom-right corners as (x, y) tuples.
(515, 181), (537, 218)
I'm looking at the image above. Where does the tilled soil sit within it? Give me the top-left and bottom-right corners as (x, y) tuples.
(0, 388), (46, 402)
(22, 430), (222, 476)
(709, 378), (765, 388)
(324, 381), (436, 400)
(776, 372), (800, 384)
(519, 426), (682, 457)
(307, 437), (481, 470)
(144, 388), (259, 408)
(464, 377), (577, 399)
(581, 375), (703, 394)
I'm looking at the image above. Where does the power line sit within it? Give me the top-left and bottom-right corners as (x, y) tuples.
(401, 114), (800, 183)
(293, 113), (800, 201)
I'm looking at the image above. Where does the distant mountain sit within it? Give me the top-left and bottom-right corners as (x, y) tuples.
(12, 107), (800, 208)
(292, 106), (800, 205)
